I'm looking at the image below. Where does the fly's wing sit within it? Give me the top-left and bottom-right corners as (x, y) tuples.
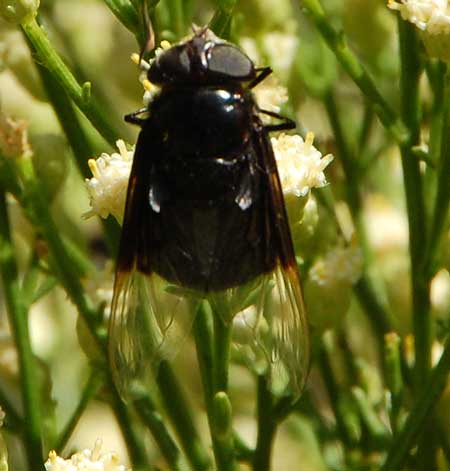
(223, 123), (310, 399)
(108, 130), (197, 398)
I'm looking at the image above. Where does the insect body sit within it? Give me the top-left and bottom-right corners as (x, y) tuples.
(110, 27), (309, 398)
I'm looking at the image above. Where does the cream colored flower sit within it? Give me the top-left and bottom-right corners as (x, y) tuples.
(84, 140), (133, 223)
(45, 439), (129, 471)
(388, 0), (450, 60)
(272, 132), (333, 198)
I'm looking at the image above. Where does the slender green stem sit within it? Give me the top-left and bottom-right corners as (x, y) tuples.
(426, 73), (450, 278)
(108, 379), (151, 469)
(157, 361), (211, 471)
(324, 91), (393, 344)
(21, 19), (122, 148)
(209, 0), (236, 39)
(193, 303), (237, 471)
(167, 0), (184, 36)
(0, 191), (44, 470)
(252, 376), (276, 471)
(132, 389), (187, 471)
(18, 159), (100, 336)
(382, 333), (450, 471)
(317, 337), (356, 448)
(300, 0), (409, 144)
(53, 371), (104, 453)
(214, 315), (232, 392)
(397, 19), (430, 390)
(101, 0), (141, 38)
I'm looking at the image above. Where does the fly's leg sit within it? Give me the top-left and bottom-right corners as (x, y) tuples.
(125, 108), (149, 126)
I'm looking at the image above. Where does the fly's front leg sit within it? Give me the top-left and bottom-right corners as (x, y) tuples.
(124, 107), (149, 126)
(259, 109), (296, 132)
(249, 67), (273, 89)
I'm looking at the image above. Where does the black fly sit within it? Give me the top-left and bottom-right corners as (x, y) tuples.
(109, 27), (310, 398)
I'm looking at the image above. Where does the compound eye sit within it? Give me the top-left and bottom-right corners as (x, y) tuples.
(208, 44), (255, 80)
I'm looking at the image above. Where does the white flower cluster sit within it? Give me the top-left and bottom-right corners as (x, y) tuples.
(45, 440), (129, 471)
(84, 140), (133, 223)
(388, 0), (450, 33)
(272, 132), (333, 198)
(388, 0), (450, 60)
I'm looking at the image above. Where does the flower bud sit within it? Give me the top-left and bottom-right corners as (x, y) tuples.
(305, 245), (363, 334)
(0, 0), (39, 24)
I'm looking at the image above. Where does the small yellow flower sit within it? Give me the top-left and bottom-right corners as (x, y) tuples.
(45, 439), (129, 471)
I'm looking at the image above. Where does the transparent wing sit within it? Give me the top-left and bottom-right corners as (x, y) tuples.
(108, 130), (199, 398)
(229, 119), (311, 399)
(109, 269), (198, 397)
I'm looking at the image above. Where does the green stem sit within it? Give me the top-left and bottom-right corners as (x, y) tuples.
(324, 91), (393, 343)
(54, 371), (104, 453)
(108, 379), (150, 469)
(209, 0), (236, 39)
(193, 303), (237, 471)
(157, 362), (212, 471)
(132, 389), (187, 471)
(252, 376), (276, 471)
(101, 0), (141, 38)
(397, 19), (430, 391)
(426, 73), (450, 278)
(300, 0), (409, 144)
(0, 191), (44, 470)
(21, 19), (122, 148)
(317, 337), (355, 448)
(214, 315), (232, 392)
(382, 333), (450, 471)
(22, 37), (121, 252)
(167, 0), (184, 36)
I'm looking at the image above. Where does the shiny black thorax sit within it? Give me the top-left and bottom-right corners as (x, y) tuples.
(136, 85), (277, 291)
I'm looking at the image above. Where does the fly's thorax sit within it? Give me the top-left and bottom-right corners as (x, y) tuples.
(146, 85), (255, 160)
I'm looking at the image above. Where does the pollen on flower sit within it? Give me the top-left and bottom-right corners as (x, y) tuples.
(272, 132), (333, 198)
(84, 140), (133, 224)
(45, 439), (129, 471)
